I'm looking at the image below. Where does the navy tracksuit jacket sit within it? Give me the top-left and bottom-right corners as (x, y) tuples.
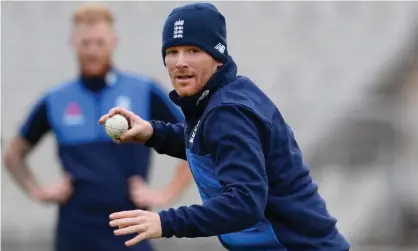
(146, 57), (351, 251)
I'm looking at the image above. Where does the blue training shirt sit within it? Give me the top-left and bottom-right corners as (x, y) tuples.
(145, 57), (350, 251)
(19, 69), (183, 235)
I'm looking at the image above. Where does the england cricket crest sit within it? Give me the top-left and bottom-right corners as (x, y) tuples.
(173, 19), (184, 39)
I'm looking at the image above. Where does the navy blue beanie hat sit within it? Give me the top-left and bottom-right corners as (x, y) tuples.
(161, 3), (228, 64)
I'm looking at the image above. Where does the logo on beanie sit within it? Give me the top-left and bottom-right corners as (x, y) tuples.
(173, 19), (184, 39)
(214, 43), (226, 54)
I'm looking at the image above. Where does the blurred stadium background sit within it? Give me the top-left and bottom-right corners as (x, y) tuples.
(1, 1), (418, 251)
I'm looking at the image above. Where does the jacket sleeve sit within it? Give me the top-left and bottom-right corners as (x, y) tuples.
(158, 105), (269, 237)
(145, 121), (186, 160)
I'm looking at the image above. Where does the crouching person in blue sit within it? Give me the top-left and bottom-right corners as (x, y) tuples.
(99, 3), (351, 251)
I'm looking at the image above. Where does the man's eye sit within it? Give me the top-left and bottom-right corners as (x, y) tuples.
(189, 49), (200, 53)
(81, 40), (90, 47)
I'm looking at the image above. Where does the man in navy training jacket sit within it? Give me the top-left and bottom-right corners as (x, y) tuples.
(3, 3), (192, 251)
(100, 2), (350, 251)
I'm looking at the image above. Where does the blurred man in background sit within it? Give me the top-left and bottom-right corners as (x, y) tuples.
(2, 3), (192, 251)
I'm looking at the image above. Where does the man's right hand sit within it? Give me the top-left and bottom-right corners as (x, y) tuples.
(98, 107), (154, 144)
(29, 174), (73, 204)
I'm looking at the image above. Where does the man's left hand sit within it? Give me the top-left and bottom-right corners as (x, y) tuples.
(109, 210), (162, 246)
(129, 176), (172, 208)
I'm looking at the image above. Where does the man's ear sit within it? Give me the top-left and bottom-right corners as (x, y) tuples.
(217, 61), (223, 68)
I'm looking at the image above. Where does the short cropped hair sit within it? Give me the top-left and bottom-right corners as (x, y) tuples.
(72, 3), (114, 25)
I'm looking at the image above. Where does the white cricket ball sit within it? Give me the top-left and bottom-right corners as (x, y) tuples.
(104, 114), (129, 140)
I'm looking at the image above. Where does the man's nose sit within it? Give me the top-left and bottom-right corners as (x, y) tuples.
(175, 53), (188, 69)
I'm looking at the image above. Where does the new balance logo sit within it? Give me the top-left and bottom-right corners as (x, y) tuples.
(173, 19), (184, 39)
(189, 120), (200, 144)
(214, 43), (226, 54)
